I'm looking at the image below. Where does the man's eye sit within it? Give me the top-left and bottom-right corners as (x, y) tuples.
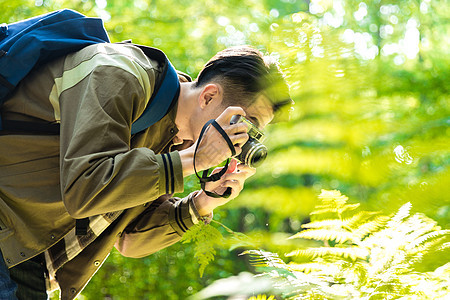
(248, 117), (260, 128)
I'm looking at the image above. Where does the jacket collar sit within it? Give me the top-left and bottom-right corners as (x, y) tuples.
(139, 97), (179, 154)
(131, 72), (192, 154)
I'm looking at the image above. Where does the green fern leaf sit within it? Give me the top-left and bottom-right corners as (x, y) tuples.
(311, 190), (360, 218)
(285, 246), (369, 261)
(230, 192), (450, 300)
(310, 203), (360, 216)
(181, 222), (223, 277)
(353, 216), (390, 240)
(407, 230), (450, 250)
(318, 189), (349, 205)
(301, 219), (344, 229)
(388, 202), (412, 225)
(288, 262), (337, 274)
(289, 228), (355, 244)
(437, 242), (450, 252)
(343, 211), (380, 229)
(241, 250), (287, 267)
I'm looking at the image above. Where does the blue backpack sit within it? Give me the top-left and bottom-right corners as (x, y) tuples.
(0, 9), (180, 135)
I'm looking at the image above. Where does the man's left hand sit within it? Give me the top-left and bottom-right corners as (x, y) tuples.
(193, 159), (256, 216)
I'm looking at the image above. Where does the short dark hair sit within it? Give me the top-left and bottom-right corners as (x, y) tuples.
(195, 46), (293, 122)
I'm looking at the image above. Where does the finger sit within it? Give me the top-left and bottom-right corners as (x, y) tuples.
(230, 133), (249, 147)
(226, 158), (238, 174)
(225, 122), (248, 135)
(216, 106), (246, 125)
(222, 180), (242, 197)
(222, 172), (247, 183)
(237, 163), (256, 172)
(210, 166), (225, 175)
(234, 145), (242, 156)
(236, 164), (257, 177)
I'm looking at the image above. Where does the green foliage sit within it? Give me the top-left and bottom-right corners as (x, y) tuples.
(233, 190), (450, 300)
(180, 222), (223, 277)
(181, 219), (258, 277)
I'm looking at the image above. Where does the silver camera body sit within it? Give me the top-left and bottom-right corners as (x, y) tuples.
(230, 115), (267, 168)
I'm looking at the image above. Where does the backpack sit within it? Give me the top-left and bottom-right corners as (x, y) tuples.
(0, 9), (180, 135)
(0, 9), (181, 235)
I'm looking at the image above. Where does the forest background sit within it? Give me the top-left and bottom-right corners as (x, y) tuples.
(1, 0), (448, 299)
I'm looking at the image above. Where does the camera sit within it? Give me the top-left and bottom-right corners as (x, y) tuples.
(230, 115), (267, 168)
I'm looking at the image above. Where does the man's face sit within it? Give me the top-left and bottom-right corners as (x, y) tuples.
(243, 94), (274, 130)
(184, 84), (274, 146)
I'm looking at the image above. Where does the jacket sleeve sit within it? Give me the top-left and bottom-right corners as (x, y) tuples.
(58, 44), (183, 218)
(115, 192), (201, 258)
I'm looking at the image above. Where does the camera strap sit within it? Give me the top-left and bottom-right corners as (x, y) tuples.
(193, 119), (236, 198)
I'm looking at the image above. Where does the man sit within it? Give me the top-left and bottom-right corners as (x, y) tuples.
(0, 42), (291, 299)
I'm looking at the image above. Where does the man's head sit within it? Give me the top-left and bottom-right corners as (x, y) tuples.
(194, 46), (292, 128)
(175, 46), (292, 144)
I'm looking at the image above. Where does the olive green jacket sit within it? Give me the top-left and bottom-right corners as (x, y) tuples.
(0, 43), (196, 299)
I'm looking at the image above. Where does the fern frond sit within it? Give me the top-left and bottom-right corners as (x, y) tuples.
(343, 211), (380, 229)
(406, 230), (450, 250)
(289, 228), (355, 244)
(181, 222), (223, 277)
(241, 250), (289, 270)
(403, 214), (438, 238)
(288, 262), (339, 274)
(311, 190), (360, 218)
(387, 202), (412, 225)
(243, 248), (356, 299)
(241, 250), (299, 282)
(301, 219), (344, 229)
(285, 246), (369, 261)
(318, 189), (349, 205)
(437, 242), (450, 252)
(223, 192), (450, 300)
(310, 203), (360, 216)
(353, 216), (390, 240)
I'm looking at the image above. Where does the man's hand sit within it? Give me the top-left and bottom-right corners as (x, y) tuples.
(179, 106), (249, 177)
(192, 159), (256, 216)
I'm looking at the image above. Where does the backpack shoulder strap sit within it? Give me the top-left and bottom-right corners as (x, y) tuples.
(129, 45), (181, 135)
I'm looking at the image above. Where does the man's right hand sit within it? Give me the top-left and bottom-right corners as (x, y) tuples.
(179, 106), (249, 177)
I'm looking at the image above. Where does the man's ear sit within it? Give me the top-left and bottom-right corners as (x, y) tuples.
(198, 83), (222, 109)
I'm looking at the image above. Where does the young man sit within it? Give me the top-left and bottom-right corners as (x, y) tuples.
(0, 43), (291, 299)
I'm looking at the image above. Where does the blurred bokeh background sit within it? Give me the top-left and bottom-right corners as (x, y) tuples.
(1, 0), (448, 298)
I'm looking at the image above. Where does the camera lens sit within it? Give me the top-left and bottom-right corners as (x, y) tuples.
(239, 138), (268, 168)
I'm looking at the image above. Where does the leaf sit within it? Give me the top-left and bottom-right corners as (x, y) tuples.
(353, 216), (390, 240)
(301, 219), (344, 229)
(343, 211), (380, 229)
(407, 230), (450, 250)
(388, 202), (412, 225)
(288, 262), (336, 273)
(241, 250), (286, 267)
(227, 231), (255, 251)
(285, 246), (369, 261)
(181, 222), (223, 277)
(289, 228), (356, 244)
(437, 242), (450, 252)
(311, 190), (360, 217)
(318, 190), (349, 205)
